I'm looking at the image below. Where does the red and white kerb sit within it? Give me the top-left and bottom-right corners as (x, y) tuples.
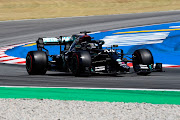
(0, 42), (32, 65)
(0, 42), (179, 68)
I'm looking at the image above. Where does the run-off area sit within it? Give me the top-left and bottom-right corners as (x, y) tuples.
(4, 22), (180, 66)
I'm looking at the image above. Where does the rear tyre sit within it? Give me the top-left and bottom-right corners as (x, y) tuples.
(72, 53), (80, 76)
(132, 49), (154, 75)
(71, 51), (91, 76)
(26, 51), (48, 75)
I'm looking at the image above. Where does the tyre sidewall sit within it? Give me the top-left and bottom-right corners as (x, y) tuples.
(133, 49), (154, 74)
(26, 51), (48, 75)
(71, 51), (91, 76)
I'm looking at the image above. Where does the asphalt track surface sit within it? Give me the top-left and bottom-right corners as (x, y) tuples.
(0, 11), (180, 89)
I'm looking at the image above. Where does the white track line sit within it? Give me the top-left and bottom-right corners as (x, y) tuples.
(0, 86), (180, 91)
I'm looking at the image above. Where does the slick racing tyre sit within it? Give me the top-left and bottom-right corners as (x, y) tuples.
(72, 53), (80, 76)
(132, 49), (154, 75)
(71, 51), (91, 76)
(26, 51), (48, 75)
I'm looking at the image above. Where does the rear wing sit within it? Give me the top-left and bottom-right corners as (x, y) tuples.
(36, 36), (74, 45)
(36, 36), (77, 53)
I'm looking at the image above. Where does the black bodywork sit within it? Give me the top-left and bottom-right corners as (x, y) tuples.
(26, 31), (162, 76)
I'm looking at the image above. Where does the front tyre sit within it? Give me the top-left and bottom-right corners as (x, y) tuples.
(133, 49), (154, 75)
(26, 51), (48, 75)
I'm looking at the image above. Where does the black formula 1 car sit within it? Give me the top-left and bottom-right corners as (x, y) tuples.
(26, 31), (162, 76)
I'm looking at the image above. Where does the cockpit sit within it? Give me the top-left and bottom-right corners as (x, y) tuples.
(68, 35), (104, 51)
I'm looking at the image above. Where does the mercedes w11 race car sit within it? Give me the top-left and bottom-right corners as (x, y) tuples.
(26, 31), (162, 76)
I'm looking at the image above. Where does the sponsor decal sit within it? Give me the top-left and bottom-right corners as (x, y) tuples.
(43, 38), (59, 43)
(95, 66), (105, 71)
(61, 37), (71, 42)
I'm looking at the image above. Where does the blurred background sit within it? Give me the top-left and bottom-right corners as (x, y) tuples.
(0, 0), (180, 21)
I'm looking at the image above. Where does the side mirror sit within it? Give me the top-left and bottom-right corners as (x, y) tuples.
(37, 38), (44, 48)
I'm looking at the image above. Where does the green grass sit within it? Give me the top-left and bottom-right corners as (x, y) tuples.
(1, 87), (180, 105)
